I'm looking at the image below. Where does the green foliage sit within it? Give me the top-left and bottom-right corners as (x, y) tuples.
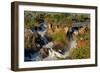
(24, 11), (46, 29)
(24, 11), (90, 58)
(73, 14), (90, 22)
(24, 11), (90, 29)
(24, 12), (34, 29)
(51, 32), (66, 44)
(69, 47), (90, 59)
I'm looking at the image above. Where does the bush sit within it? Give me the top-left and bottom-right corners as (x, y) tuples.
(51, 32), (65, 42)
(69, 47), (90, 59)
(51, 31), (67, 46)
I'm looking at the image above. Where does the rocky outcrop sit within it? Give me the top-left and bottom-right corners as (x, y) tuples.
(24, 28), (36, 50)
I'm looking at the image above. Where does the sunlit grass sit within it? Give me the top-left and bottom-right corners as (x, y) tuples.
(69, 47), (90, 59)
(51, 31), (66, 43)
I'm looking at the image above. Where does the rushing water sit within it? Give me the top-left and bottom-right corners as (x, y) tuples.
(25, 40), (77, 61)
(24, 22), (78, 61)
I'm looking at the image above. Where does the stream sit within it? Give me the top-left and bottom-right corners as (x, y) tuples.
(24, 22), (78, 62)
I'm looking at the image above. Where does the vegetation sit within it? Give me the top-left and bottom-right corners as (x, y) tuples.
(69, 47), (90, 59)
(24, 11), (90, 29)
(24, 11), (90, 59)
(69, 28), (90, 59)
(51, 31), (66, 43)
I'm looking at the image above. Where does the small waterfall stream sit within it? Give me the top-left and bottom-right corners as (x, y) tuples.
(25, 40), (77, 61)
(24, 23), (78, 61)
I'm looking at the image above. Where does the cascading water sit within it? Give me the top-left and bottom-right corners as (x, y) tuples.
(25, 22), (78, 61)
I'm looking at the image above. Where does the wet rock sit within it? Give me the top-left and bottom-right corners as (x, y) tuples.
(39, 48), (49, 58)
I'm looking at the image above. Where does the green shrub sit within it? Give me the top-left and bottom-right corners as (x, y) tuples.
(69, 47), (90, 59)
(51, 32), (65, 41)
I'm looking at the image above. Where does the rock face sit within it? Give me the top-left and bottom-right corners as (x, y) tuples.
(78, 26), (86, 35)
(39, 48), (49, 58)
(24, 28), (33, 49)
(47, 23), (69, 35)
(24, 28), (33, 41)
(25, 28), (39, 49)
